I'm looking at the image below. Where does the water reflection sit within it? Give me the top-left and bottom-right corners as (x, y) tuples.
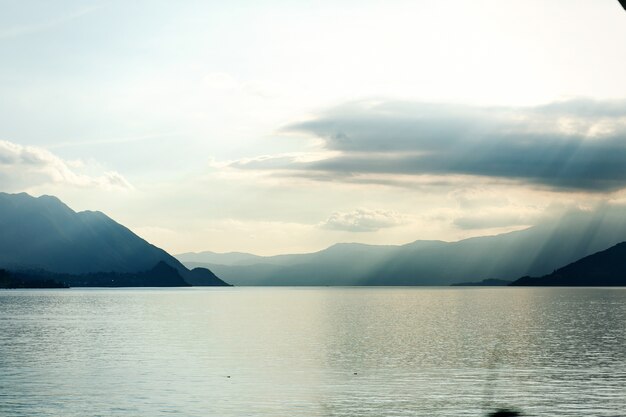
(0, 287), (624, 416)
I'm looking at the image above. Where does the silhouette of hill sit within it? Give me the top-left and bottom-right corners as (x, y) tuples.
(183, 267), (230, 286)
(0, 192), (229, 287)
(511, 241), (626, 286)
(177, 207), (626, 286)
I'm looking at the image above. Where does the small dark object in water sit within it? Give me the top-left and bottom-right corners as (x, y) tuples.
(353, 372), (357, 375)
(488, 410), (520, 417)
(226, 376), (231, 378)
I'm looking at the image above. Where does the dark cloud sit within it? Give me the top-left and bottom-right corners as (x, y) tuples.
(233, 99), (626, 192)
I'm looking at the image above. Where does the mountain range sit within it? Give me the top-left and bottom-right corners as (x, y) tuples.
(3, 191), (625, 288)
(177, 207), (626, 286)
(0, 192), (228, 287)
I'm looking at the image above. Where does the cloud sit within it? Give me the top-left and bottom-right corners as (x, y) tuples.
(320, 208), (406, 232)
(0, 140), (132, 191)
(231, 99), (626, 192)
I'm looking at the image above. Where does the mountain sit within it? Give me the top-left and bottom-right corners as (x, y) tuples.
(177, 207), (626, 286)
(511, 242), (626, 286)
(178, 242), (405, 285)
(451, 279), (512, 286)
(176, 251), (267, 266)
(183, 267), (230, 286)
(0, 192), (229, 287)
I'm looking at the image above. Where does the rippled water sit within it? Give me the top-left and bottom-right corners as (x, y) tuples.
(0, 287), (625, 416)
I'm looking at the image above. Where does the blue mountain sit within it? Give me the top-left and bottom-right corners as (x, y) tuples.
(0, 192), (228, 287)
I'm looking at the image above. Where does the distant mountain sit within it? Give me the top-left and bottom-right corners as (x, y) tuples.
(178, 242), (404, 285)
(0, 192), (229, 287)
(451, 279), (512, 286)
(177, 207), (626, 286)
(176, 251), (267, 266)
(511, 242), (626, 286)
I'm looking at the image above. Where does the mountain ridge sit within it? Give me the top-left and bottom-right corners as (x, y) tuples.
(0, 192), (229, 287)
(177, 207), (626, 286)
(511, 241), (626, 286)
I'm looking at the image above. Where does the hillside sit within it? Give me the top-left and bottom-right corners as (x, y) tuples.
(0, 192), (228, 287)
(511, 242), (626, 286)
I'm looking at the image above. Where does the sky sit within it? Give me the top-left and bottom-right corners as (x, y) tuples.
(2, 0), (626, 255)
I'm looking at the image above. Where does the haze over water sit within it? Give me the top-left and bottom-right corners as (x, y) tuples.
(1, 287), (625, 417)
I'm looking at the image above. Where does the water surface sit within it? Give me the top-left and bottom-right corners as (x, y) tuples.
(1, 287), (625, 416)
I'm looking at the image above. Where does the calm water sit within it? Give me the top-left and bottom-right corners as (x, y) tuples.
(0, 287), (625, 417)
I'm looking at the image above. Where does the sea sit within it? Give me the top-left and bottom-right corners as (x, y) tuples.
(0, 287), (624, 417)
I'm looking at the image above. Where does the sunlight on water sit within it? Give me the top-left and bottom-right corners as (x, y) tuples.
(0, 287), (625, 416)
